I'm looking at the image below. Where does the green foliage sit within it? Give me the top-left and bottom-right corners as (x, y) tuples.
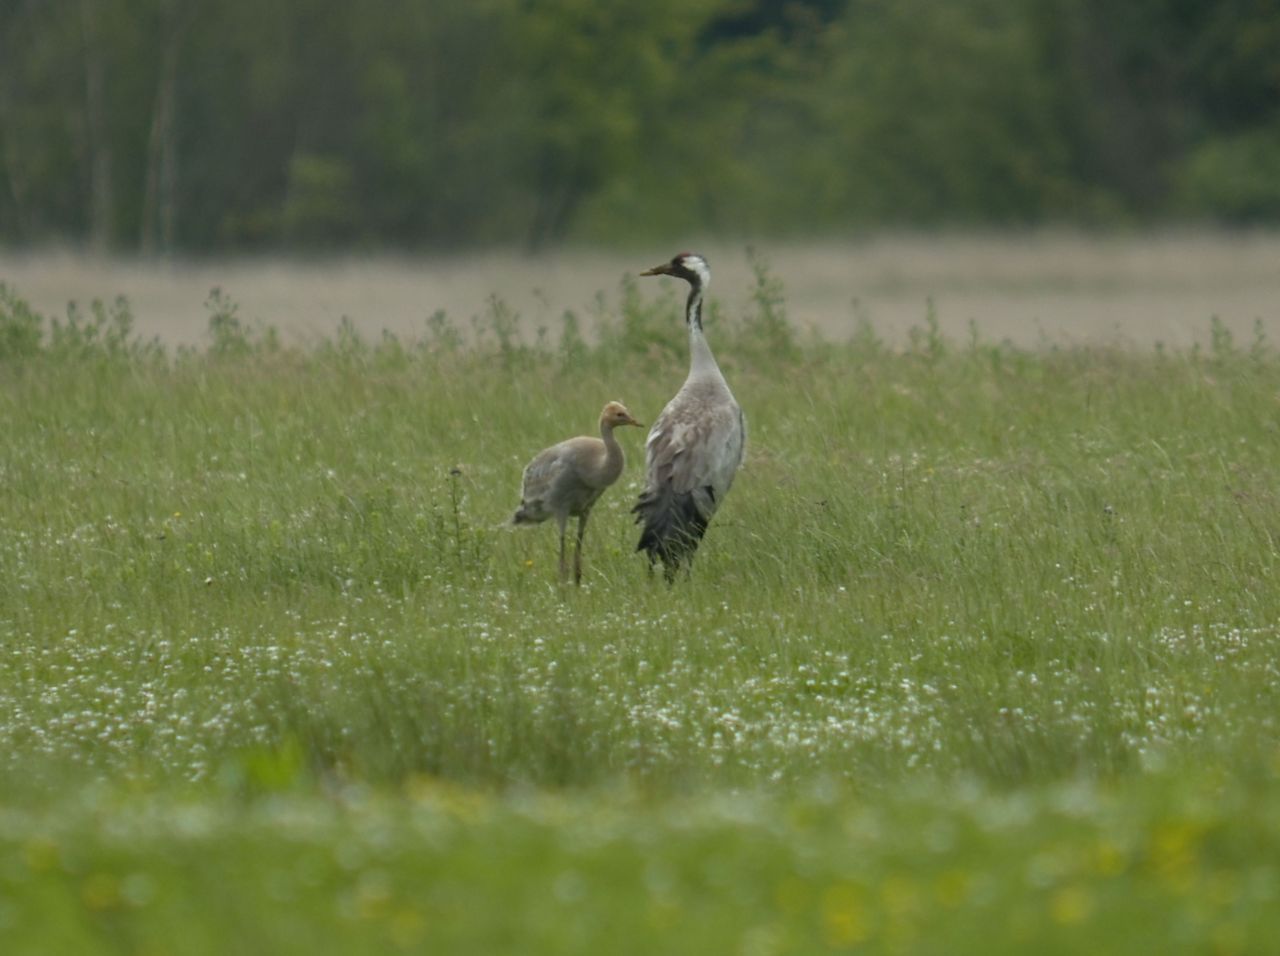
(0, 283), (43, 359)
(473, 295), (527, 368)
(817, 0), (1086, 224)
(1176, 131), (1280, 223)
(2, 275), (1280, 951)
(205, 287), (279, 357)
(424, 308), (463, 354)
(3, 0), (1279, 250)
(595, 274), (686, 366)
(737, 247), (797, 364)
(0, 284), (170, 365)
(281, 154), (358, 244)
(46, 296), (148, 361)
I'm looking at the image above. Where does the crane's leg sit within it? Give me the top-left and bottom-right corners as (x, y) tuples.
(573, 512), (589, 585)
(556, 515), (568, 584)
(681, 552), (694, 582)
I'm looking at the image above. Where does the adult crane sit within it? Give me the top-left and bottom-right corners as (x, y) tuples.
(633, 253), (745, 580)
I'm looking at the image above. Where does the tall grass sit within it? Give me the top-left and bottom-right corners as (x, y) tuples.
(1, 272), (1279, 952)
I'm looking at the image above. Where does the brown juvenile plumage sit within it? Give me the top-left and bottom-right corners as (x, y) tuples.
(513, 401), (644, 584)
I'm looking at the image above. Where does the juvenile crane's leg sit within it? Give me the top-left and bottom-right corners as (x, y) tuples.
(556, 514), (569, 584)
(572, 512), (592, 585)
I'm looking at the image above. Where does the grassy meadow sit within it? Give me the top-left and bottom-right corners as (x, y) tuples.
(1, 264), (1279, 953)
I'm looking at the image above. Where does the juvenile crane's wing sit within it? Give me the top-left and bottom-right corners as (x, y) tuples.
(513, 443), (572, 523)
(514, 437), (608, 524)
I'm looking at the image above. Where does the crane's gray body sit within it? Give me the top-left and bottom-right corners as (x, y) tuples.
(633, 254), (745, 578)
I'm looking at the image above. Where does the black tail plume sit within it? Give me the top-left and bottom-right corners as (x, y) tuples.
(633, 485), (712, 580)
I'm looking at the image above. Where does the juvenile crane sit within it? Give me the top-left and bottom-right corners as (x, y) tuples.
(633, 253), (745, 580)
(512, 401), (644, 585)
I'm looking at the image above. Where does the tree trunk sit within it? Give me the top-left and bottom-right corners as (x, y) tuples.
(141, 4), (189, 255)
(0, 8), (30, 239)
(80, 0), (113, 253)
(0, 73), (30, 241)
(526, 164), (586, 253)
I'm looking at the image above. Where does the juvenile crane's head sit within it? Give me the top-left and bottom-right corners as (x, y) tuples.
(601, 401), (644, 429)
(640, 252), (710, 289)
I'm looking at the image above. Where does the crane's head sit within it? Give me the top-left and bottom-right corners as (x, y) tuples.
(601, 401), (644, 429)
(640, 252), (710, 288)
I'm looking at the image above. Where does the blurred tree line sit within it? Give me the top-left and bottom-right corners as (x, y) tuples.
(1, 0), (1278, 253)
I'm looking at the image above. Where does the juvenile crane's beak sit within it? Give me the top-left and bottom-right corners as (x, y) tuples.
(640, 263), (672, 277)
(626, 413), (645, 428)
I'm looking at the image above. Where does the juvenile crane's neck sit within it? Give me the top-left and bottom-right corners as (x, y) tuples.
(599, 420), (625, 459)
(595, 419), (626, 482)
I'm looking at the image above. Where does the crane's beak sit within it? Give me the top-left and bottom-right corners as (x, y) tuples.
(640, 263), (671, 277)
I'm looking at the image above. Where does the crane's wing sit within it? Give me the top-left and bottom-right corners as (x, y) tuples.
(645, 392), (744, 500)
(633, 383), (745, 571)
(514, 436), (608, 524)
(513, 443), (571, 523)
(522, 445), (566, 496)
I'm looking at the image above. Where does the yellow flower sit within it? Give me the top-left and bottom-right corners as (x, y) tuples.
(23, 838), (58, 872)
(935, 869), (969, 908)
(1050, 885), (1093, 925)
(1093, 839), (1126, 876)
(821, 883), (871, 948)
(1149, 821), (1200, 892)
(389, 907), (426, 948)
(880, 875), (918, 917)
(82, 873), (121, 911)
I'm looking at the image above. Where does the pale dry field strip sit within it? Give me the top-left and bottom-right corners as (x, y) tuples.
(3, 232), (1279, 348)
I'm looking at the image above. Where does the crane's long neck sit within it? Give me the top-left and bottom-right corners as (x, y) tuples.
(597, 420), (625, 479)
(685, 282), (704, 332)
(600, 419), (618, 447)
(685, 280), (720, 379)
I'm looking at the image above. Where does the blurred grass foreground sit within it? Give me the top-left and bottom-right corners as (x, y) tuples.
(2, 268), (1280, 953)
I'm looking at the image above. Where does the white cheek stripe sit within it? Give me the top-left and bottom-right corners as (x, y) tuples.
(682, 256), (710, 287)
